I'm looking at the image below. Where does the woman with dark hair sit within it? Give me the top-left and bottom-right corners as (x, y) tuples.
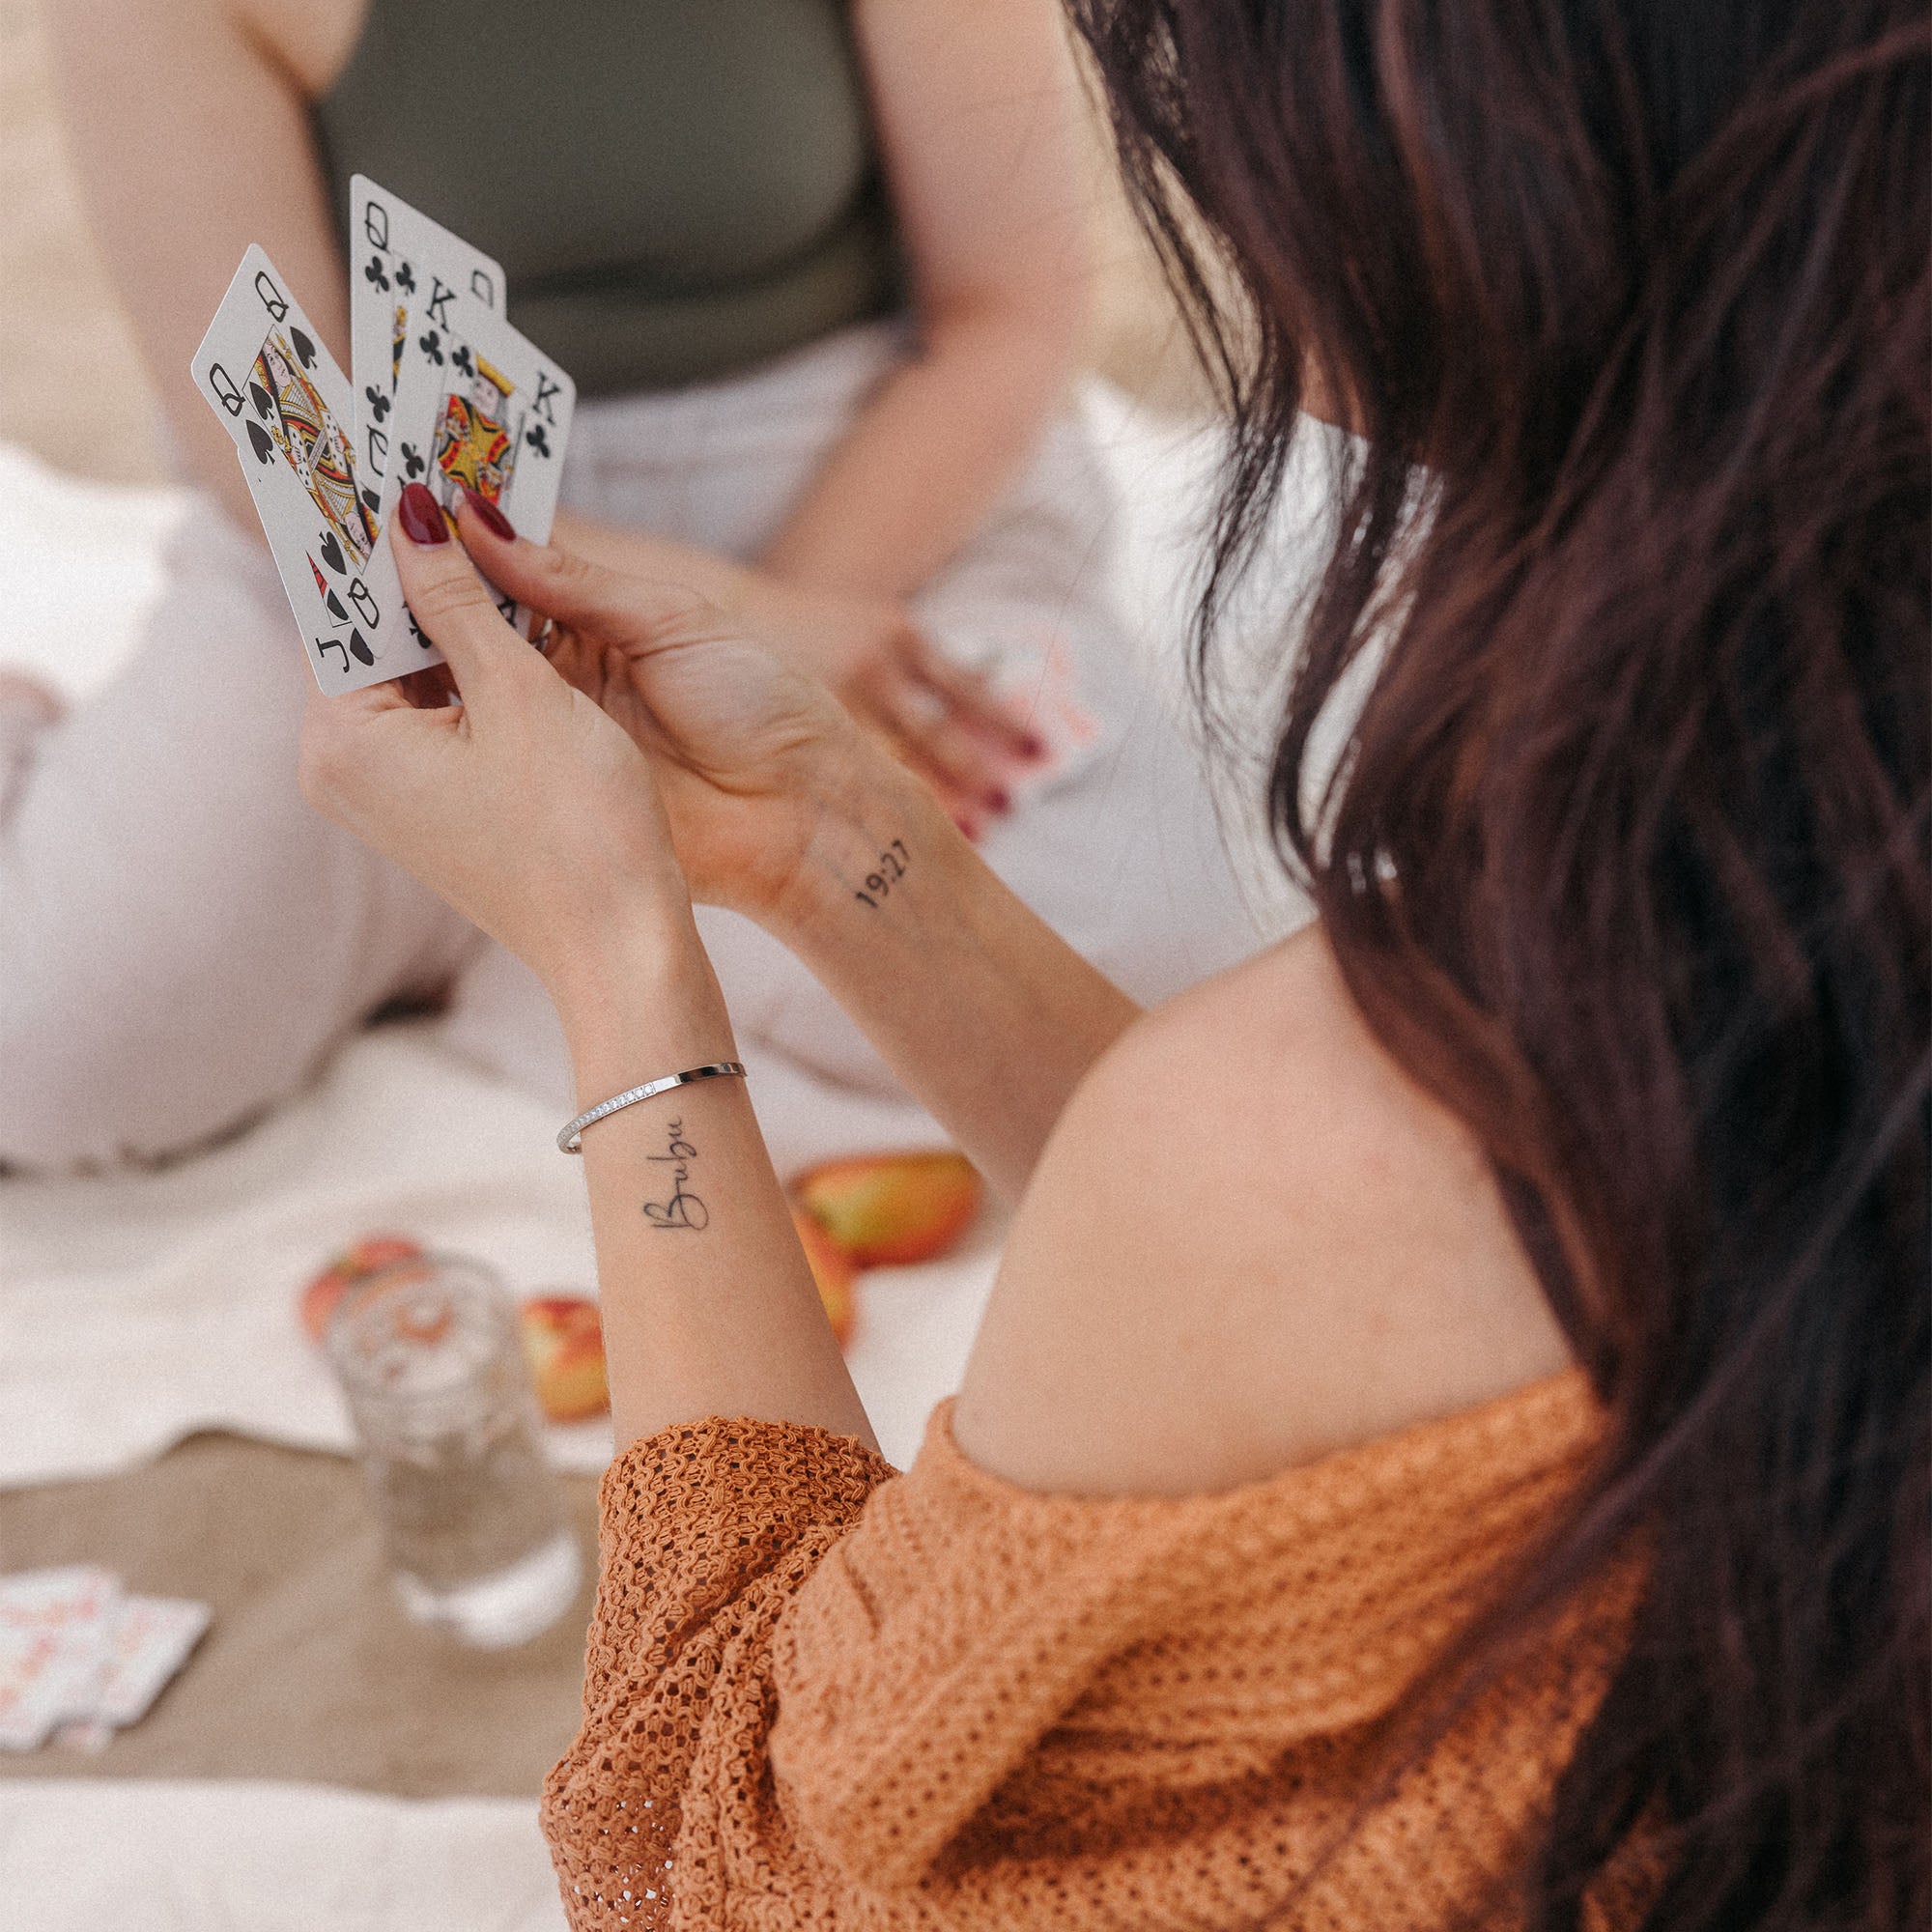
(297, 0), (1927, 1925)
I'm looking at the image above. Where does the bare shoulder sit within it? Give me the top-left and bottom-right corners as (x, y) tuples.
(952, 926), (1574, 1496)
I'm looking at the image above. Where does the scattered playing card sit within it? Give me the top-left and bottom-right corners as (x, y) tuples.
(191, 245), (419, 692)
(990, 626), (1103, 802)
(85, 1593), (212, 1729)
(0, 1570), (211, 1752)
(348, 175), (505, 506)
(382, 293), (576, 638)
(0, 1567), (120, 1751)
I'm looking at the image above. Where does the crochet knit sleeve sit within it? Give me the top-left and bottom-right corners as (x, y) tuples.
(540, 1415), (895, 1930)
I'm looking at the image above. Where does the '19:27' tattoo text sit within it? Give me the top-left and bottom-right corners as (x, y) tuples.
(641, 1118), (708, 1231)
(853, 838), (910, 911)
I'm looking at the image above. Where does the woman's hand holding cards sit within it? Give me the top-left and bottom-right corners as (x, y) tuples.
(298, 483), (703, 1012)
(298, 484), (890, 999)
(449, 495), (896, 926)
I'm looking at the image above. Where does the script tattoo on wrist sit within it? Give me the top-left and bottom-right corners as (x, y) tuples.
(853, 838), (910, 911)
(640, 1118), (708, 1231)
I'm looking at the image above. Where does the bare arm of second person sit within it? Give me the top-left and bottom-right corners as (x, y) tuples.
(558, 0), (1092, 604)
(759, 0), (1093, 597)
(552, 0), (1094, 810)
(47, 0), (365, 531)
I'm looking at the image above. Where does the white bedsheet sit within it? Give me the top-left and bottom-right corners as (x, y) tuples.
(0, 1779), (568, 1931)
(0, 1012), (1004, 1485)
(0, 440), (191, 703)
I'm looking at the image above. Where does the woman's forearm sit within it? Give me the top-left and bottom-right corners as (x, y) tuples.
(757, 303), (1079, 602)
(766, 756), (1140, 1201)
(551, 909), (877, 1454)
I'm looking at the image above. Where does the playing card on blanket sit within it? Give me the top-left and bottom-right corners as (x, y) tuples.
(90, 1593), (213, 1729)
(0, 1566), (119, 1750)
(0, 1571), (212, 1751)
(348, 175), (506, 502)
(192, 246), (418, 692)
(381, 294), (576, 639)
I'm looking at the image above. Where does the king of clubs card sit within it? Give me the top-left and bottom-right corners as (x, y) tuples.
(429, 353), (522, 522)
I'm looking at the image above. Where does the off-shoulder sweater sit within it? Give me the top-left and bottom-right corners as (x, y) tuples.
(541, 1371), (1643, 1930)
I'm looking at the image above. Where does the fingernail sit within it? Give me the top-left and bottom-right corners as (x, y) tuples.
(952, 811), (983, 843)
(985, 786), (1012, 815)
(398, 483), (450, 546)
(1021, 733), (1048, 761)
(461, 487), (516, 542)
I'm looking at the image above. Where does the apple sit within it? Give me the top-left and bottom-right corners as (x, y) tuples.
(793, 1207), (857, 1348)
(518, 1294), (610, 1423)
(793, 1151), (982, 1268)
(298, 1234), (423, 1345)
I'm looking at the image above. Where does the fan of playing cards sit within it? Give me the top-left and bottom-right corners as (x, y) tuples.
(0, 1567), (211, 1754)
(190, 179), (577, 695)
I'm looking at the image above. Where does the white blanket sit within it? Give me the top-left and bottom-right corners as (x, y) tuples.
(0, 1017), (1002, 1485)
(0, 1779), (568, 1931)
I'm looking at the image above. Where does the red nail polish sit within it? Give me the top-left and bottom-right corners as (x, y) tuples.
(986, 786), (1012, 814)
(1022, 733), (1049, 761)
(461, 487), (516, 542)
(398, 483), (450, 546)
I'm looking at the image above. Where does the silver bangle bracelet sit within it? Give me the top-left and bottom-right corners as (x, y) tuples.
(557, 1062), (747, 1154)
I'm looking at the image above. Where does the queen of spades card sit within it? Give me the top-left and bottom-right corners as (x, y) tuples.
(250, 330), (379, 568)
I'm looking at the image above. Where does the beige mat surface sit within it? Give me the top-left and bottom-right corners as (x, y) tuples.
(0, 1433), (596, 1798)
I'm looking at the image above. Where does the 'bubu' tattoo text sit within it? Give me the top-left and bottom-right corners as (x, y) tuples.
(854, 838), (910, 911)
(641, 1118), (708, 1231)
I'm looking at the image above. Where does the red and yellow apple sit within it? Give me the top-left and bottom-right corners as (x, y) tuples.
(298, 1234), (423, 1345)
(792, 1151), (982, 1269)
(793, 1207), (857, 1348)
(518, 1294), (610, 1423)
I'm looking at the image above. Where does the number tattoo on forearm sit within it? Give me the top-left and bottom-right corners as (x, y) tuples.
(853, 838), (910, 911)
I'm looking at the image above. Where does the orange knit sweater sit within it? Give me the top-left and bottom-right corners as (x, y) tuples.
(541, 1371), (1640, 1930)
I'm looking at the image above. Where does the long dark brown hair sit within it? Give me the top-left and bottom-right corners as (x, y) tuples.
(1069, 0), (1930, 1924)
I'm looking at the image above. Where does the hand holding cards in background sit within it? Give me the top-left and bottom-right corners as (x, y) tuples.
(726, 576), (1051, 830)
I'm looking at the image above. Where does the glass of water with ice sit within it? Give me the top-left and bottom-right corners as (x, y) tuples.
(326, 1253), (582, 1648)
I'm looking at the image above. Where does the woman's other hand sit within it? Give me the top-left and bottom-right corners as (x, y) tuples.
(729, 575), (1045, 831)
(546, 510), (1042, 830)
(462, 497), (1143, 1206)
(298, 485), (691, 998)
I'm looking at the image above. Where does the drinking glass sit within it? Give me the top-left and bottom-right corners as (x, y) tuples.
(325, 1253), (581, 1648)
